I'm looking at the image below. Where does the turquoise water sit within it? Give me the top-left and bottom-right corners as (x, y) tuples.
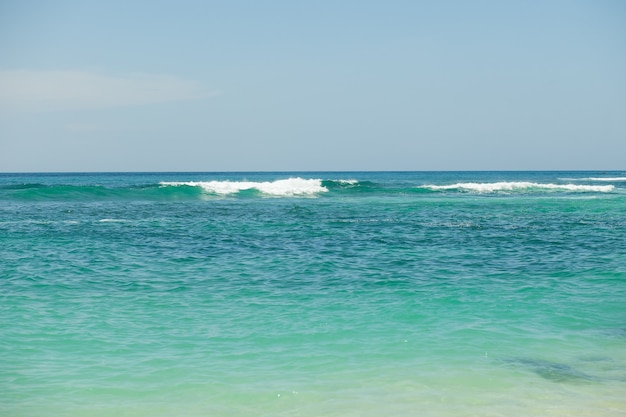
(1, 171), (625, 416)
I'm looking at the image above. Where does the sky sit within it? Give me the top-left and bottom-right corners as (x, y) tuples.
(0, 0), (625, 172)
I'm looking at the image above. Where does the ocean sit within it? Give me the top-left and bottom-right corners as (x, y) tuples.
(1, 171), (625, 416)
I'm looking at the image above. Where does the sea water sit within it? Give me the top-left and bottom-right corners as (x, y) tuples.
(1, 171), (625, 416)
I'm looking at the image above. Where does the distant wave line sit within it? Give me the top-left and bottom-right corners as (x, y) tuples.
(421, 182), (615, 193)
(558, 177), (626, 182)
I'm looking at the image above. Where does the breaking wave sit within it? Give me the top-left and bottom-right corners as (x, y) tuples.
(160, 178), (327, 196)
(420, 182), (615, 193)
(559, 177), (626, 182)
(2, 176), (620, 202)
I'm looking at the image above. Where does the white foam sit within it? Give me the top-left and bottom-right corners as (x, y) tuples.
(559, 177), (626, 182)
(423, 182), (614, 193)
(584, 177), (626, 182)
(336, 179), (359, 185)
(160, 178), (327, 196)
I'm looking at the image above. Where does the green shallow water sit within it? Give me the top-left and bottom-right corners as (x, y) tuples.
(1, 172), (626, 416)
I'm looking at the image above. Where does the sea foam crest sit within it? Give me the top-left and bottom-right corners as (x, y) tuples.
(566, 177), (626, 182)
(160, 178), (327, 196)
(423, 182), (614, 193)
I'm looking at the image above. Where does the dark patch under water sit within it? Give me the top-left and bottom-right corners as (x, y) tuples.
(502, 358), (597, 383)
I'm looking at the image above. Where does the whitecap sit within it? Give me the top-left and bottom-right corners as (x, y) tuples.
(160, 178), (328, 196)
(584, 177), (626, 182)
(336, 179), (359, 185)
(422, 182), (614, 193)
(559, 177), (626, 182)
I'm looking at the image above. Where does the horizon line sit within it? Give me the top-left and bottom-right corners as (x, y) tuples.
(1, 169), (624, 175)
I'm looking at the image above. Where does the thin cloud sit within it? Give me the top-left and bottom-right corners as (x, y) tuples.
(0, 69), (217, 111)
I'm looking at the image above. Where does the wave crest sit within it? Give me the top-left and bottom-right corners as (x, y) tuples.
(160, 178), (327, 196)
(421, 182), (615, 193)
(559, 177), (626, 182)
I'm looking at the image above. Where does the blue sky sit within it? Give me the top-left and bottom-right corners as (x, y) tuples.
(1, 0), (625, 172)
